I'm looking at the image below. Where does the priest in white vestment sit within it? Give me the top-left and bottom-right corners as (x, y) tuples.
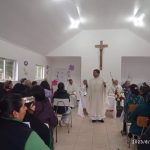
(87, 69), (107, 122)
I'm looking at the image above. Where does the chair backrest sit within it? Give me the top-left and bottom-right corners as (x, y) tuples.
(53, 98), (70, 107)
(128, 104), (138, 112)
(137, 116), (149, 128)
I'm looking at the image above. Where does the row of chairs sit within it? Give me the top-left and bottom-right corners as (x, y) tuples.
(53, 98), (73, 143)
(125, 104), (149, 149)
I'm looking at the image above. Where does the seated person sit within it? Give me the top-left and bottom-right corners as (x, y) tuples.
(122, 84), (144, 135)
(129, 92), (150, 137)
(40, 80), (53, 103)
(32, 81), (38, 87)
(0, 93), (50, 150)
(23, 96), (51, 148)
(31, 85), (58, 129)
(53, 82), (71, 124)
(124, 84), (144, 115)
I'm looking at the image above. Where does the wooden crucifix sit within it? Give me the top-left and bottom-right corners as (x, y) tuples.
(95, 41), (108, 70)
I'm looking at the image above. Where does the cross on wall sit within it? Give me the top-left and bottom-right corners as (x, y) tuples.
(95, 41), (108, 70)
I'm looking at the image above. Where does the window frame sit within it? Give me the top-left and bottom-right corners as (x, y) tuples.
(35, 64), (45, 80)
(0, 57), (18, 81)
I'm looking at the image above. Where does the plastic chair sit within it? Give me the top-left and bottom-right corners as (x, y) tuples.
(127, 116), (149, 149)
(126, 104), (138, 148)
(53, 98), (72, 143)
(128, 104), (138, 113)
(69, 93), (78, 108)
(137, 116), (149, 136)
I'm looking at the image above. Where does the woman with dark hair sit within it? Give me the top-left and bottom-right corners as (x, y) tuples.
(0, 93), (49, 150)
(12, 83), (31, 98)
(31, 85), (58, 129)
(40, 80), (53, 102)
(53, 82), (71, 124)
(53, 82), (70, 113)
(12, 83), (26, 94)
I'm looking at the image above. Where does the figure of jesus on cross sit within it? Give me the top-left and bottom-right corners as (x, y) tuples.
(95, 41), (108, 70)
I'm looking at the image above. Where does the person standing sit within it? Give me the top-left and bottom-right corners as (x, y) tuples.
(66, 79), (79, 108)
(78, 80), (88, 117)
(87, 69), (107, 123)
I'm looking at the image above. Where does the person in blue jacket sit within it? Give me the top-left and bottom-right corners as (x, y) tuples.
(129, 92), (150, 137)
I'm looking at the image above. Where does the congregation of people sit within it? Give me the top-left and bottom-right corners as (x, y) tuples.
(1, 71), (150, 150)
(0, 79), (57, 150)
(0, 77), (84, 150)
(108, 79), (150, 150)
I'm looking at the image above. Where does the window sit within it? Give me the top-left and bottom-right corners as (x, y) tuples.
(35, 65), (45, 80)
(0, 57), (18, 81)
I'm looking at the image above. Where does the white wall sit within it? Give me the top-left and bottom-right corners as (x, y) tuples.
(47, 29), (150, 84)
(0, 39), (49, 82)
(122, 57), (150, 84)
(47, 57), (81, 89)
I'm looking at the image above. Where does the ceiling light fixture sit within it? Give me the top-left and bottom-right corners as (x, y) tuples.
(69, 17), (80, 29)
(69, 1), (86, 29)
(127, 7), (145, 27)
(76, 6), (86, 24)
(133, 13), (145, 26)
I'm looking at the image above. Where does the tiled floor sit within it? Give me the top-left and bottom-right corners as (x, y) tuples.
(54, 110), (134, 150)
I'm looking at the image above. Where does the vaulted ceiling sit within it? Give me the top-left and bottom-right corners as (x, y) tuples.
(0, 0), (150, 55)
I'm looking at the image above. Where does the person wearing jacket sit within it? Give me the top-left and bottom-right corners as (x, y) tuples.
(53, 82), (71, 124)
(0, 93), (50, 150)
(23, 96), (51, 148)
